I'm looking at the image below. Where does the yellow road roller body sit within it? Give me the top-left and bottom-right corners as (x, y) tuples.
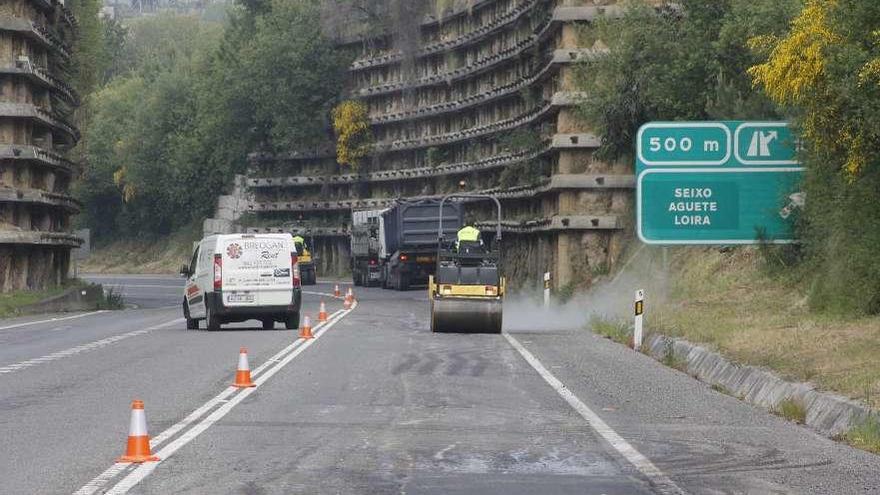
(429, 193), (506, 334)
(429, 276), (505, 333)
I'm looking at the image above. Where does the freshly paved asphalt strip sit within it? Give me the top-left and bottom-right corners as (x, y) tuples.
(1, 278), (878, 494)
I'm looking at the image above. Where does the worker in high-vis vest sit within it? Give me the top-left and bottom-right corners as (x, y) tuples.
(292, 235), (305, 252)
(455, 225), (483, 252)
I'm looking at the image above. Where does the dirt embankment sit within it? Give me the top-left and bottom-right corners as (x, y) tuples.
(78, 230), (199, 275)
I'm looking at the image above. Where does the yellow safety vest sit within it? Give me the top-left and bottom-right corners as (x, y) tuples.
(292, 235), (305, 245)
(456, 226), (480, 243)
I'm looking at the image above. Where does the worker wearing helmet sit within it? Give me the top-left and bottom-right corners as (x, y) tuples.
(455, 224), (483, 253)
(292, 235), (306, 253)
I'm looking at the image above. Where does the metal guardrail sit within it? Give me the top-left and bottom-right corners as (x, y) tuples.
(0, 187), (81, 212)
(351, 0), (545, 71)
(247, 172), (633, 213)
(0, 103), (80, 143)
(0, 144), (76, 173)
(0, 230), (82, 247)
(0, 66), (80, 106)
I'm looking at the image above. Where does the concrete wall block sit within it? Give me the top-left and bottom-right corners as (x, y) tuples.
(203, 218), (232, 236)
(643, 334), (874, 437)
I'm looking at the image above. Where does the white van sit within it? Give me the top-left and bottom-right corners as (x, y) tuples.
(180, 233), (302, 330)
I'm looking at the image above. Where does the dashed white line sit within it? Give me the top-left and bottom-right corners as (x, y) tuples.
(0, 311), (107, 331)
(75, 304), (355, 495)
(503, 332), (686, 495)
(0, 319), (182, 375)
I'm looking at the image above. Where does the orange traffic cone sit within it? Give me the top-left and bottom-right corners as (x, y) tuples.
(343, 297), (351, 310)
(318, 300), (328, 322)
(299, 316), (314, 339)
(232, 347), (256, 388)
(348, 287), (356, 303)
(334, 284), (341, 298)
(117, 400), (160, 463)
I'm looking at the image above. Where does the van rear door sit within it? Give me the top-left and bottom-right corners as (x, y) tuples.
(220, 236), (293, 307)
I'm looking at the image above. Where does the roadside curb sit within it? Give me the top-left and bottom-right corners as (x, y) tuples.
(643, 333), (875, 438)
(17, 285), (105, 315)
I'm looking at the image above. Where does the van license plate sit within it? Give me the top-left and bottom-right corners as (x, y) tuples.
(416, 256), (434, 263)
(227, 293), (254, 303)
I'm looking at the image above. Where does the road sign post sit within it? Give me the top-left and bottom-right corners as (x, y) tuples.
(636, 122), (804, 245)
(634, 289), (644, 351)
(543, 272), (551, 308)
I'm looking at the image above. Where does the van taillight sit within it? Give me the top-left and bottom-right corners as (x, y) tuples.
(292, 253), (301, 287)
(399, 254), (408, 261)
(213, 254), (222, 290)
(369, 259), (377, 266)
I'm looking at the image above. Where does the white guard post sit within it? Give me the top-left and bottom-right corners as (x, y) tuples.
(634, 289), (645, 351)
(543, 272), (551, 308)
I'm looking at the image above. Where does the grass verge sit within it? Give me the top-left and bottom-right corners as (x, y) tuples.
(0, 287), (67, 318)
(842, 415), (880, 454)
(771, 398), (808, 424)
(639, 246), (880, 410)
(590, 316), (632, 346)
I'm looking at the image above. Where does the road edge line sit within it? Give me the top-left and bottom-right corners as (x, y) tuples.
(503, 332), (686, 495)
(0, 310), (108, 331)
(0, 319), (182, 375)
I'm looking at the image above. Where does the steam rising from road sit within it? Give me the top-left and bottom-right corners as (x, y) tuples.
(503, 246), (669, 332)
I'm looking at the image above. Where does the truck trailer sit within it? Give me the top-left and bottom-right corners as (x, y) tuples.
(379, 199), (462, 291)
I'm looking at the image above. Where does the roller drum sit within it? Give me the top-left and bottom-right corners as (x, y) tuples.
(431, 297), (502, 333)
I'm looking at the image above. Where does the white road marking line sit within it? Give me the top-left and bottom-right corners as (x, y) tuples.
(101, 284), (183, 289)
(0, 311), (107, 331)
(76, 303), (356, 495)
(0, 319), (182, 375)
(302, 290), (345, 299)
(503, 332), (687, 495)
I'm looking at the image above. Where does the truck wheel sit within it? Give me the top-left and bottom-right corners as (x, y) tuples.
(284, 312), (300, 330)
(205, 301), (221, 331)
(183, 300), (198, 330)
(261, 319), (274, 330)
(353, 269), (362, 286)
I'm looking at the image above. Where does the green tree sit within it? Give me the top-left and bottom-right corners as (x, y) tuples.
(576, 0), (798, 160)
(76, 1), (350, 238)
(750, 0), (880, 313)
(242, 0), (350, 151)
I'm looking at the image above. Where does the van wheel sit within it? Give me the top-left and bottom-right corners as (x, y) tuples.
(261, 319), (274, 330)
(284, 312), (300, 330)
(205, 301), (221, 331)
(183, 300), (198, 330)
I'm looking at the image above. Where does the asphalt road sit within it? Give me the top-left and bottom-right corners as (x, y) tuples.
(82, 274), (187, 309)
(1, 277), (878, 494)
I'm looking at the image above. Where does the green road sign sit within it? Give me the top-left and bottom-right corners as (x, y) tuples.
(637, 122), (731, 166)
(636, 121), (804, 244)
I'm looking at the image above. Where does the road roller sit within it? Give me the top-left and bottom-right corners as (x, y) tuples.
(429, 194), (504, 333)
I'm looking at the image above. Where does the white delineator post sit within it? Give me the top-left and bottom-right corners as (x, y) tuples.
(634, 289), (645, 351)
(543, 272), (551, 308)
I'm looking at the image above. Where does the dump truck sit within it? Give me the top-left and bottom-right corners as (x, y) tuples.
(429, 194), (504, 333)
(380, 199), (462, 291)
(350, 208), (388, 287)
